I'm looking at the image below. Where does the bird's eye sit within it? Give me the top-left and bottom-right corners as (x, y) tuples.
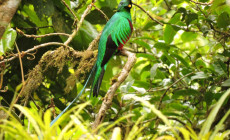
(128, 4), (132, 8)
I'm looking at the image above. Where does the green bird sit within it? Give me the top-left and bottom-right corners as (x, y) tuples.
(50, 0), (133, 126)
(91, 0), (133, 97)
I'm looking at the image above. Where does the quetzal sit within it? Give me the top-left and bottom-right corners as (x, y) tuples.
(50, 0), (133, 126)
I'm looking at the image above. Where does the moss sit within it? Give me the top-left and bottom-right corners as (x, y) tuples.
(21, 38), (99, 100)
(21, 65), (43, 98)
(21, 46), (85, 98)
(64, 50), (97, 94)
(110, 74), (119, 85)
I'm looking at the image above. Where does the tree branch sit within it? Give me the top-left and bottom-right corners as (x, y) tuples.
(92, 50), (136, 131)
(13, 1), (97, 104)
(0, 42), (70, 65)
(157, 72), (195, 110)
(64, 3), (95, 46)
(16, 28), (70, 38)
(61, 0), (79, 22)
(190, 0), (213, 5)
(91, 3), (109, 21)
(132, 3), (164, 26)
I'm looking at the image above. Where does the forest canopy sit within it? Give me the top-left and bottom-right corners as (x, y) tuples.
(0, 0), (230, 139)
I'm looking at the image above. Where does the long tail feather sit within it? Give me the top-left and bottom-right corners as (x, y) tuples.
(93, 68), (105, 97)
(50, 64), (96, 126)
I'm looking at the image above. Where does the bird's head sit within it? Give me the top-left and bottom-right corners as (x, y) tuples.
(117, 0), (132, 12)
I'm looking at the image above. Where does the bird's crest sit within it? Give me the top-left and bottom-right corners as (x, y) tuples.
(117, 0), (132, 11)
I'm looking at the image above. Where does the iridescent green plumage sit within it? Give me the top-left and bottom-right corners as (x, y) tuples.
(50, 0), (133, 126)
(91, 0), (133, 96)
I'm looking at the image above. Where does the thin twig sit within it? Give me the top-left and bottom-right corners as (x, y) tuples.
(13, 42), (26, 105)
(92, 50), (136, 132)
(190, 0), (213, 5)
(16, 28), (70, 38)
(0, 64), (8, 92)
(30, 94), (41, 110)
(140, 116), (186, 126)
(132, 3), (164, 26)
(164, 0), (171, 10)
(1, 2), (95, 65)
(157, 72), (195, 110)
(61, 0), (79, 22)
(0, 65), (4, 90)
(0, 42), (70, 65)
(19, 98), (28, 119)
(195, 5), (230, 37)
(87, 32), (102, 50)
(18, 26), (53, 30)
(15, 42), (25, 85)
(64, 3), (95, 46)
(168, 117), (187, 126)
(92, 3), (109, 21)
(62, 0), (79, 26)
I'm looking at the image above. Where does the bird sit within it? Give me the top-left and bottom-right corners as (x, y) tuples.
(91, 0), (133, 97)
(50, 0), (133, 126)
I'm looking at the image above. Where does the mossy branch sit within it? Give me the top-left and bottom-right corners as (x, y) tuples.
(17, 1), (98, 101)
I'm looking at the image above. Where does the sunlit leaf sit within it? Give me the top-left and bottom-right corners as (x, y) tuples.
(0, 27), (17, 56)
(191, 72), (208, 80)
(150, 63), (159, 80)
(132, 86), (146, 94)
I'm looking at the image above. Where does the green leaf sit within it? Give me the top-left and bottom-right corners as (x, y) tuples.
(85, 7), (114, 24)
(215, 5), (230, 15)
(172, 89), (200, 99)
(221, 79), (230, 87)
(213, 60), (227, 76)
(169, 103), (188, 111)
(22, 5), (47, 28)
(163, 24), (177, 44)
(170, 53), (190, 68)
(106, 0), (118, 9)
(176, 7), (187, 17)
(136, 53), (157, 61)
(120, 80), (134, 93)
(181, 32), (198, 42)
(31, 0), (55, 19)
(170, 13), (183, 24)
(185, 13), (198, 26)
(0, 27), (17, 56)
(217, 12), (230, 29)
(150, 64), (159, 80)
(205, 92), (214, 106)
(111, 127), (122, 140)
(163, 53), (176, 64)
(154, 42), (170, 51)
(219, 50), (230, 57)
(199, 89), (230, 137)
(131, 86), (146, 94)
(132, 40), (152, 52)
(191, 72), (208, 80)
(210, 109), (230, 139)
(163, 12), (182, 44)
(210, 0), (226, 12)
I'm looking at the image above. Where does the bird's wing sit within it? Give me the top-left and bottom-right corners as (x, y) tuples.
(100, 17), (132, 67)
(111, 17), (132, 47)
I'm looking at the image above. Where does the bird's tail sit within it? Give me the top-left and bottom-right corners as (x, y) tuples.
(50, 64), (97, 126)
(93, 68), (105, 97)
(89, 64), (105, 97)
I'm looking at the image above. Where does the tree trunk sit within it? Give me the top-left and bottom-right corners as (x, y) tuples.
(0, 0), (21, 39)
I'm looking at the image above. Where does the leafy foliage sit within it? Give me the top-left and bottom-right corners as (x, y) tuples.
(1, 0), (230, 139)
(0, 27), (17, 55)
